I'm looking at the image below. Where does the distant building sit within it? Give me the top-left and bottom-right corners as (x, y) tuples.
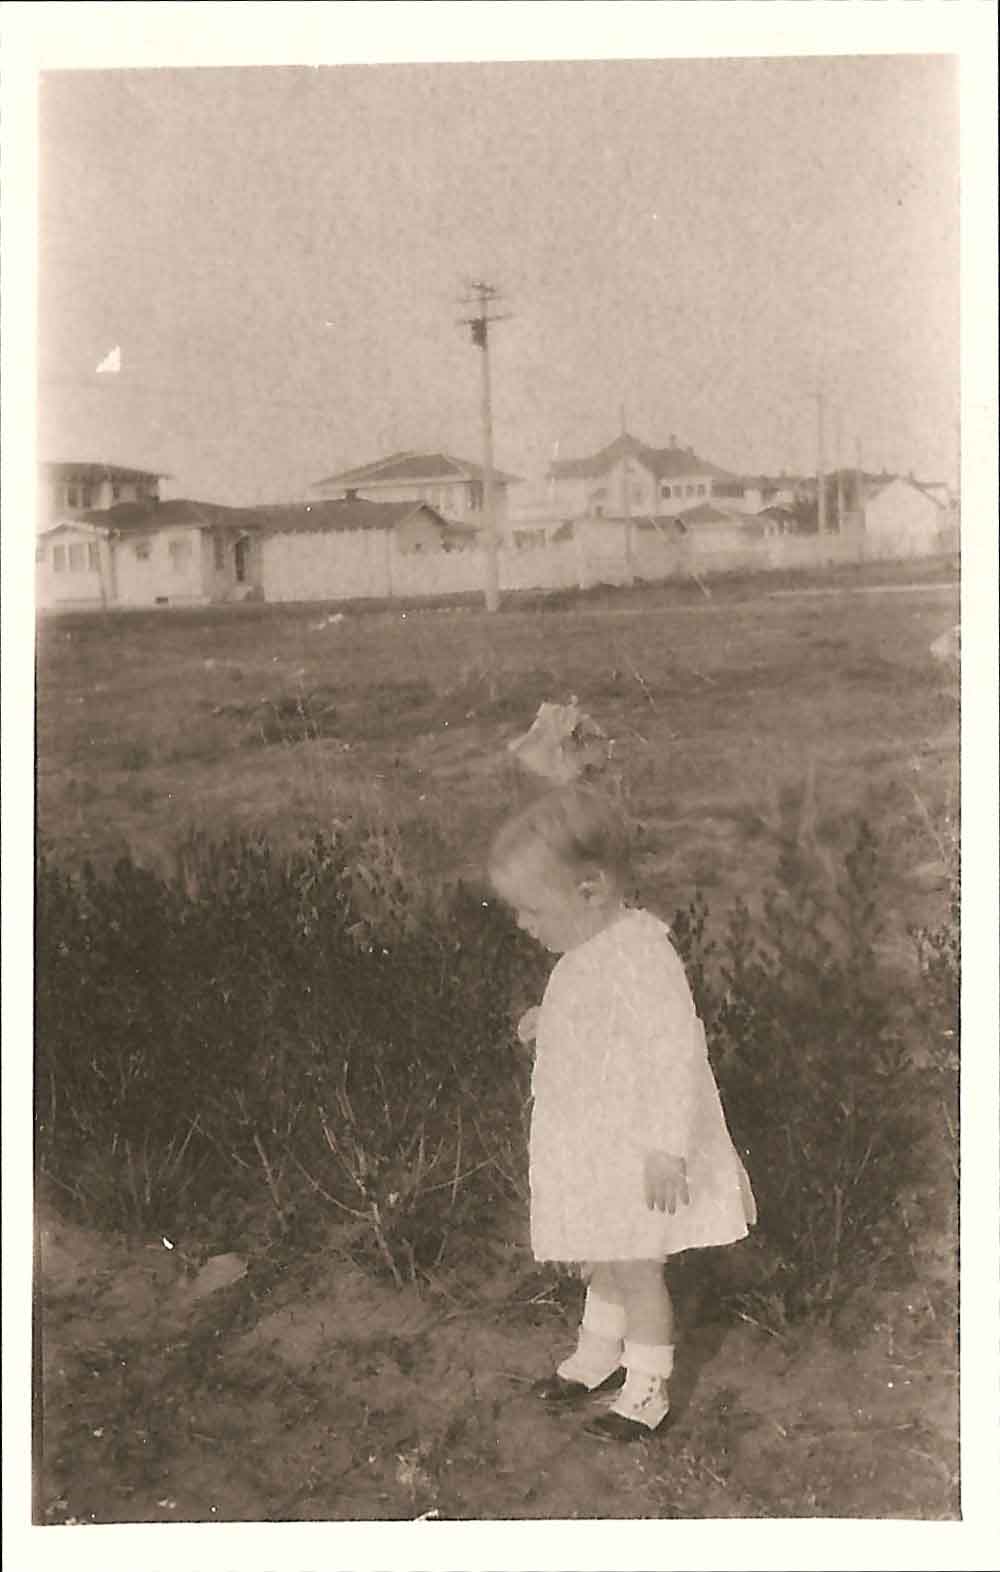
(35, 494), (467, 610)
(309, 450), (523, 535)
(862, 474), (952, 558)
(35, 461), (167, 607)
(546, 432), (748, 519)
(39, 460), (163, 523)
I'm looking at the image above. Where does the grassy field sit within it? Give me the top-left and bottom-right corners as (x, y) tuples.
(37, 556), (958, 938)
(34, 557), (960, 1523)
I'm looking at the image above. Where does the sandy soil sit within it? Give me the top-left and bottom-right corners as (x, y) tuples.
(35, 1201), (957, 1524)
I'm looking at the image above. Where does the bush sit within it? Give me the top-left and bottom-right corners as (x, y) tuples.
(673, 821), (925, 1324)
(36, 817), (944, 1320)
(35, 828), (545, 1279)
(911, 843), (960, 1180)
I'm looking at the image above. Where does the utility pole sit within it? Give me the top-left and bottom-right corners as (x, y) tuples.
(620, 399), (635, 584)
(461, 281), (509, 612)
(814, 390), (827, 534)
(835, 407), (844, 532)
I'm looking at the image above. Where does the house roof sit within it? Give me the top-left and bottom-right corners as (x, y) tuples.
(676, 501), (748, 526)
(311, 450), (522, 490)
(248, 499), (454, 535)
(548, 432), (740, 485)
(42, 460), (166, 483)
(75, 496), (457, 537)
(78, 498), (260, 534)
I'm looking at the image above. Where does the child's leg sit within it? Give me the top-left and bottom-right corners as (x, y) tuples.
(619, 1258), (674, 1346)
(541, 1261), (625, 1395)
(588, 1259), (673, 1435)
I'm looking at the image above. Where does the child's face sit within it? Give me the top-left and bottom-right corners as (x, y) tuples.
(492, 843), (621, 953)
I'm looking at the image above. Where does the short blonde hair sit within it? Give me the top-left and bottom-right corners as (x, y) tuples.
(489, 785), (632, 891)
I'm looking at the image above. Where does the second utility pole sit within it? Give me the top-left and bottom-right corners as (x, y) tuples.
(464, 281), (507, 612)
(814, 389), (828, 535)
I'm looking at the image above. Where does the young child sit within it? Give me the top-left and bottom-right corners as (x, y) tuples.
(489, 785), (756, 1442)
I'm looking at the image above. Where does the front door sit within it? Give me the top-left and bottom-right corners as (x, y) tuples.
(234, 536), (250, 584)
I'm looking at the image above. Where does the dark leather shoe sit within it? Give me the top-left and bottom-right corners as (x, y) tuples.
(531, 1367), (626, 1405)
(583, 1408), (671, 1442)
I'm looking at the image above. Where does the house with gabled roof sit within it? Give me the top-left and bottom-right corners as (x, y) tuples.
(247, 498), (474, 602)
(36, 493), (469, 609)
(308, 450), (523, 535)
(547, 432), (747, 520)
(36, 461), (169, 608)
(861, 473), (953, 558)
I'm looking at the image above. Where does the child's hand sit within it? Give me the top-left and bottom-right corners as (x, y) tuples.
(516, 1006), (540, 1046)
(643, 1151), (690, 1213)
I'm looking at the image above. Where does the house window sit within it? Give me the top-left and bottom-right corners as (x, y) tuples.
(53, 545), (67, 572)
(685, 484), (695, 497)
(88, 543), (100, 571)
(134, 540), (151, 562)
(36, 542), (46, 565)
(213, 536), (226, 571)
(68, 543), (86, 571)
(659, 482), (673, 499)
(112, 483), (121, 501)
(81, 486), (94, 508)
(67, 486), (80, 508)
(696, 483), (706, 497)
(169, 537), (192, 571)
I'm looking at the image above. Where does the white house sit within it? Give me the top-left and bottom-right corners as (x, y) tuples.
(36, 462), (168, 608)
(247, 498), (472, 603)
(862, 475), (950, 558)
(547, 432), (747, 520)
(37, 498), (271, 609)
(309, 450), (523, 536)
(36, 495), (468, 610)
(39, 460), (164, 522)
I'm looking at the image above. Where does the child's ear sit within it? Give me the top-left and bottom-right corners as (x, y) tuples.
(578, 870), (611, 904)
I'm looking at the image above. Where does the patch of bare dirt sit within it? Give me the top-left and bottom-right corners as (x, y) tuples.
(35, 1208), (958, 1525)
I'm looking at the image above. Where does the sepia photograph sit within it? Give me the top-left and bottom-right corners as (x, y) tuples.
(3, 4), (997, 1568)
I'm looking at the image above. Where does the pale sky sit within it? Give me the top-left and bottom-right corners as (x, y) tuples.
(38, 53), (960, 503)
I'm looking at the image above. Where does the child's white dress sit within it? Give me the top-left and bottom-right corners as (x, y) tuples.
(529, 908), (756, 1262)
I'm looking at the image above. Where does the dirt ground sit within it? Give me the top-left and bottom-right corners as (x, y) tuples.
(35, 1194), (957, 1525)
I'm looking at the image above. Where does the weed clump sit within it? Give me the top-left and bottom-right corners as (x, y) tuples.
(36, 818), (951, 1322)
(36, 828), (544, 1280)
(672, 821), (929, 1325)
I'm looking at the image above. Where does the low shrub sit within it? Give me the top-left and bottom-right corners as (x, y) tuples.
(910, 841), (960, 1180)
(35, 828), (544, 1278)
(673, 821), (927, 1324)
(36, 815), (948, 1321)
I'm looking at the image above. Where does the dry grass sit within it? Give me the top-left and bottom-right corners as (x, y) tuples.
(37, 565), (959, 948)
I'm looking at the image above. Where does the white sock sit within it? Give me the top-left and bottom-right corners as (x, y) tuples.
(556, 1288), (625, 1389)
(607, 1341), (674, 1429)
